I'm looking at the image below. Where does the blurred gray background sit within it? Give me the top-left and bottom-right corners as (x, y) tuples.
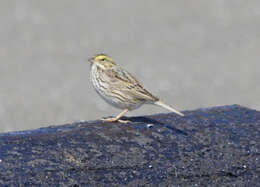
(0, 0), (259, 132)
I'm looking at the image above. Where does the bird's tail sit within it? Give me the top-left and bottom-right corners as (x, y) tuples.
(155, 100), (184, 116)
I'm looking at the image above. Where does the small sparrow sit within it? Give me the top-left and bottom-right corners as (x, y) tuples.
(89, 54), (184, 123)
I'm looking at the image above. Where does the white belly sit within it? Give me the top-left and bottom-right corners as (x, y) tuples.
(90, 65), (143, 110)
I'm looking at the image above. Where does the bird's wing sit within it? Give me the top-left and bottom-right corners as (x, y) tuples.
(105, 67), (159, 102)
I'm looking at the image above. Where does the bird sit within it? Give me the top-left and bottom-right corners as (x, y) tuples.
(88, 54), (184, 123)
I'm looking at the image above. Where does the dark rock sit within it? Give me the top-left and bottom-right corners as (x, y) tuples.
(0, 105), (259, 186)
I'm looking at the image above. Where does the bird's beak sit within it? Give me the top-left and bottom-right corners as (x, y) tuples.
(88, 57), (94, 64)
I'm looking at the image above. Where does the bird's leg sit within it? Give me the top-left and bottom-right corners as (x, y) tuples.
(102, 109), (130, 123)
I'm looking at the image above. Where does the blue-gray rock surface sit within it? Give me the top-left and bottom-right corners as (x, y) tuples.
(0, 105), (259, 186)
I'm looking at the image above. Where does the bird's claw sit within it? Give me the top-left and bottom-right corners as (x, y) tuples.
(101, 117), (130, 124)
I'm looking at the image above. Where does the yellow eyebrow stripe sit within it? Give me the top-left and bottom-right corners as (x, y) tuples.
(94, 55), (113, 62)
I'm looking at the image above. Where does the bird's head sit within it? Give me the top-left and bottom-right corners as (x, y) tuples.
(88, 54), (116, 69)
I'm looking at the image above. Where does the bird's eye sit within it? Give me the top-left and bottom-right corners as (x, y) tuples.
(101, 58), (105, 61)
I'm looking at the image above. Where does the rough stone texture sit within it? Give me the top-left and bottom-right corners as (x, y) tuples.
(0, 105), (259, 186)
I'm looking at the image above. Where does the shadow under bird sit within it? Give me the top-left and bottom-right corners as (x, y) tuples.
(89, 54), (184, 123)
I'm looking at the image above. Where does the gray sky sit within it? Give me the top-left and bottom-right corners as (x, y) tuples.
(0, 0), (259, 132)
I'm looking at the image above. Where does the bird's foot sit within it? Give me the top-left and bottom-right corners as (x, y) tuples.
(101, 117), (130, 124)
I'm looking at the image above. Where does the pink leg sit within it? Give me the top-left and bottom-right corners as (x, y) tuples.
(102, 109), (130, 123)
